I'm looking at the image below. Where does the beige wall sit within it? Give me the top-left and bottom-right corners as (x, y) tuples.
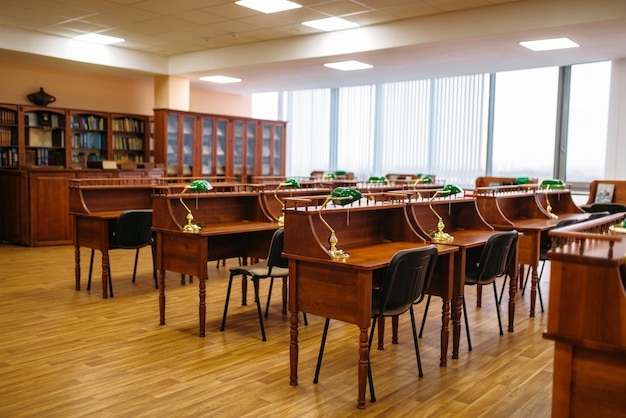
(0, 60), (250, 117)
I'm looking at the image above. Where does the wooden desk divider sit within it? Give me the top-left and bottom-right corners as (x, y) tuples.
(544, 212), (626, 417)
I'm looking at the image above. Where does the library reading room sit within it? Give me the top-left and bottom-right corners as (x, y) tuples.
(1, 0), (626, 417)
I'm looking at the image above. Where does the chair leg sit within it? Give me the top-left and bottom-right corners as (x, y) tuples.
(409, 307), (424, 377)
(151, 242), (157, 289)
(107, 260), (114, 298)
(253, 278), (267, 341)
(220, 272), (236, 332)
(265, 277), (274, 318)
(462, 295), (472, 351)
(523, 260), (546, 295)
(498, 275), (508, 304)
(313, 318), (331, 383)
(302, 312), (308, 326)
(366, 318), (377, 403)
(418, 294), (432, 338)
(492, 282), (503, 335)
(132, 248), (140, 283)
(537, 277), (545, 313)
(87, 249), (95, 290)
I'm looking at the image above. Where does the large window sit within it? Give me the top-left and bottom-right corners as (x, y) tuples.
(566, 61), (611, 182)
(491, 67), (559, 181)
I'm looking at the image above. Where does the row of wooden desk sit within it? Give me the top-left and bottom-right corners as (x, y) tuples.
(68, 178), (588, 410)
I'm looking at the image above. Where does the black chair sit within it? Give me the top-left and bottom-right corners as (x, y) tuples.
(498, 219), (577, 312)
(220, 228), (307, 341)
(87, 209), (157, 298)
(588, 202), (626, 214)
(313, 246), (438, 403)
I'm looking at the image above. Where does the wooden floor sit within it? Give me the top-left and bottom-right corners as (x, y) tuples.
(0, 244), (554, 417)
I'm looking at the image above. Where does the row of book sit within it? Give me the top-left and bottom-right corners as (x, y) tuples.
(113, 152), (144, 162)
(112, 118), (145, 133)
(72, 152), (104, 165)
(0, 148), (18, 167)
(70, 115), (105, 131)
(113, 136), (144, 150)
(0, 129), (16, 146)
(25, 148), (64, 167)
(72, 132), (106, 149)
(0, 110), (16, 125)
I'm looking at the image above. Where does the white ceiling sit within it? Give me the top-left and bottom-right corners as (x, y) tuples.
(0, 0), (625, 95)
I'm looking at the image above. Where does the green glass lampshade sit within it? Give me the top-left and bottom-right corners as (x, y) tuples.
(540, 179), (564, 190)
(335, 170), (347, 176)
(188, 179), (213, 192)
(441, 184), (463, 196)
(420, 175), (433, 183)
(282, 178), (300, 188)
(330, 187), (362, 205)
(324, 172), (336, 179)
(515, 177), (531, 185)
(367, 176), (387, 183)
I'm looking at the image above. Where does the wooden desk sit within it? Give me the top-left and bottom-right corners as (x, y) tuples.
(474, 186), (562, 317)
(544, 213), (626, 417)
(69, 178), (158, 299)
(283, 195), (457, 409)
(406, 195), (519, 358)
(152, 188), (279, 337)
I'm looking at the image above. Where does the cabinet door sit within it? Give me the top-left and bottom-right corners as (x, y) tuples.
(261, 122), (272, 175)
(181, 115), (194, 176)
(166, 114), (179, 175)
(245, 120), (257, 181)
(201, 117), (214, 176)
(233, 119), (244, 180)
(273, 123), (284, 176)
(29, 170), (75, 246)
(215, 118), (228, 176)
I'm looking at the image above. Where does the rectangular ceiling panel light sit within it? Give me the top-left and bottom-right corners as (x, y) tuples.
(519, 37), (579, 51)
(302, 17), (359, 32)
(324, 60), (372, 71)
(236, 0), (302, 14)
(74, 33), (125, 45)
(200, 75), (242, 84)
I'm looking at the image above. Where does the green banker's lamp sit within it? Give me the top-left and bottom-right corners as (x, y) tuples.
(540, 179), (564, 219)
(428, 184), (463, 243)
(318, 187), (363, 259)
(414, 174), (434, 185)
(324, 172), (336, 180)
(274, 178), (300, 226)
(180, 180), (212, 233)
(515, 177), (531, 185)
(367, 176), (388, 198)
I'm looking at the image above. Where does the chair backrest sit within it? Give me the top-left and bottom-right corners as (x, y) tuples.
(589, 203), (626, 214)
(469, 231), (518, 285)
(375, 246), (438, 317)
(266, 228), (287, 270)
(587, 211), (611, 220)
(540, 218), (578, 252)
(114, 210), (154, 249)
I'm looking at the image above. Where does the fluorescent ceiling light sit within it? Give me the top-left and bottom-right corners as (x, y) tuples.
(324, 60), (373, 71)
(200, 75), (242, 84)
(235, 0), (301, 14)
(519, 37), (579, 52)
(74, 33), (125, 45)
(302, 17), (359, 32)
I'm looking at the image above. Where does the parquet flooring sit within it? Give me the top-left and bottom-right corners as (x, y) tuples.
(0, 243), (553, 417)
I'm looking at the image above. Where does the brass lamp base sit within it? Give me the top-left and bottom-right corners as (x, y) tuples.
(327, 231), (350, 259)
(183, 212), (201, 233)
(430, 220), (454, 243)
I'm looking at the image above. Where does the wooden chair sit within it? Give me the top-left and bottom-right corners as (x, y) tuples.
(88, 210), (156, 297)
(313, 246), (438, 403)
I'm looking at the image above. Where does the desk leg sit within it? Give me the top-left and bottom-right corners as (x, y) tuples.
(159, 269), (166, 325)
(440, 297), (450, 366)
(289, 311), (299, 387)
(74, 245), (81, 291)
(101, 250), (109, 299)
(357, 326), (368, 409)
(199, 274), (207, 337)
(508, 267), (517, 332)
(529, 264), (538, 317)
(452, 294), (461, 360)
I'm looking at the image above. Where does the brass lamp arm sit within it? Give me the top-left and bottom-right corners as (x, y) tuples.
(179, 186), (192, 214)
(317, 196), (335, 235)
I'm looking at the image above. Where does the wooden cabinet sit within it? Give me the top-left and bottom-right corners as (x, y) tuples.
(0, 167), (164, 246)
(153, 109), (286, 180)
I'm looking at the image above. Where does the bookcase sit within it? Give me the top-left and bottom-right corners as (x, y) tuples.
(23, 106), (67, 168)
(153, 109), (286, 180)
(70, 110), (108, 167)
(111, 114), (148, 163)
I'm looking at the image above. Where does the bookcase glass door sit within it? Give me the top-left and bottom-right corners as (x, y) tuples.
(261, 123), (271, 175)
(166, 114), (179, 176)
(216, 119), (227, 176)
(233, 120), (243, 180)
(273, 123), (283, 176)
(182, 116), (194, 176)
(201, 117), (213, 176)
(245, 121), (256, 181)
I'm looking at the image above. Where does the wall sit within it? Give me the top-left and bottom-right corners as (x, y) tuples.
(0, 60), (250, 117)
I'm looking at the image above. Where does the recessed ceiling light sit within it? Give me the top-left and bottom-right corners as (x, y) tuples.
(74, 33), (125, 45)
(324, 60), (373, 71)
(200, 75), (242, 84)
(519, 37), (579, 52)
(302, 17), (359, 32)
(235, 0), (302, 14)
